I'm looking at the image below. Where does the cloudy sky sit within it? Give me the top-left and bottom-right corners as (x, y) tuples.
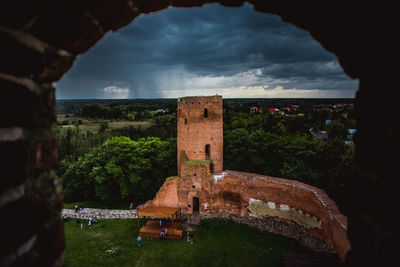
(55, 3), (358, 99)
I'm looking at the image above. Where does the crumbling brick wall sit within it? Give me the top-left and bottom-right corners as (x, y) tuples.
(214, 170), (351, 260)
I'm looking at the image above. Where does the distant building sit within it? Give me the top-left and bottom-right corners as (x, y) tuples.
(269, 107), (281, 114)
(345, 129), (356, 146)
(310, 128), (328, 144)
(155, 108), (169, 114)
(250, 107), (263, 114)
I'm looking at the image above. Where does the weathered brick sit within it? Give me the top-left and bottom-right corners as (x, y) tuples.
(0, 140), (27, 194)
(33, 219), (65, 267)
(0, 197), (39, 254)
(0, 27), (75, 83)
(0, 0), (52, 28)
(0, 76), (55, 127)
(29, 8), (105, 54)
(177, 96), (223, 175)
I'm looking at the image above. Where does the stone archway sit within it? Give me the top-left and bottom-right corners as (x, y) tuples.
(0, 1), (396, 266)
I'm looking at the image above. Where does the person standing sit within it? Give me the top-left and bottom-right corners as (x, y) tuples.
(130, 203), (133, 210)
(160, 228), (165, 238)
(137, 236), (141, 247)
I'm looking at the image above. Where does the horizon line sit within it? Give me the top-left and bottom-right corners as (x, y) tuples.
(56, 97), (355, 100)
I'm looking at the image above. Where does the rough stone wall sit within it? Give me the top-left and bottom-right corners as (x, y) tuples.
(62, 208), (137, 219)
(177, 96), (223, 175)
(0, 77), (64, 266)
(200, 213), (333, 253)
(214, 171), (350, 260)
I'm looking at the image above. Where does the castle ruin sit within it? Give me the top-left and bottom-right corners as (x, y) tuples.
(144, 95), (350, 260)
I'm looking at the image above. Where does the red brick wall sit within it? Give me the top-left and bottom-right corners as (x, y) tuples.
(214, 170), (350, 260)
(177, 96), (223, 175)
(150, 168), (350, 259)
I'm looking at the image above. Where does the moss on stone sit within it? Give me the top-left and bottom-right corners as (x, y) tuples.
(247, 199), (321, 229)
(184, 159), (211, 167)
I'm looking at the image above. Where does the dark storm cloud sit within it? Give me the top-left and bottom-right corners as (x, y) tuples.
(55, 3), (357, 99)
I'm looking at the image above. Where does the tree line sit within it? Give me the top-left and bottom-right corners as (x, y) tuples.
(57, 100), (354, 213)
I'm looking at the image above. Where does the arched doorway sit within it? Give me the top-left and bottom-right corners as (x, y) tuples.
(193, 197), (200, 214)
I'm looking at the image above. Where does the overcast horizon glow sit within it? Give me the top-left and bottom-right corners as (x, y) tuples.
(55, 3), (358, 99)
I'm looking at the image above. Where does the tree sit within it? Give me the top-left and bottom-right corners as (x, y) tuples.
(327, 120), (347, 139)
(61, 136), (176, 203)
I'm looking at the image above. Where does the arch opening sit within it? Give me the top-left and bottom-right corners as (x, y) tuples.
(3, 1), (392, 266)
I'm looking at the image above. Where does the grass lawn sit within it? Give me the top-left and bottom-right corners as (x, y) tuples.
(64, 218), (312, 267)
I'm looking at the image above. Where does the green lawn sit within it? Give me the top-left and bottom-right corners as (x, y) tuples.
(64, 218), (312, 267)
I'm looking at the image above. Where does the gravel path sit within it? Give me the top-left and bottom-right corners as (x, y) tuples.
(62, 208), (137, 219)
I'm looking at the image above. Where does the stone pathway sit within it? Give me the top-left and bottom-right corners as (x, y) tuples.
(62, 208), (137, 219)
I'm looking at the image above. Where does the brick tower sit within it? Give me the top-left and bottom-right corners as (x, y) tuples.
(177, 95), (223, 175)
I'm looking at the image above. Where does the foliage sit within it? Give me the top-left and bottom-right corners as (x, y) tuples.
(224, 127), (353, 213)
(55, 114), (176, 164)
(61, 136), (176, 203)
(57, 98), (355, 213)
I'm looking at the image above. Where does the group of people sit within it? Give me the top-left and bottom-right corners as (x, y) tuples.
(159, 219), (169, 238)
(74, 204), (83, 212)
(160, 227), (168, 238)
(87, 217), (98, 229)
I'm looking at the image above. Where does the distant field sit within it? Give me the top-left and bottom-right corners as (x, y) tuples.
(64, 218), (314, 267)
(57, 114), (81, 121)
(57, 115), (152, 132)
(108, 121), (152, 129)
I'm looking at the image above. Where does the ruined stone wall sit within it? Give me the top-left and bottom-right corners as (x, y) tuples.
(177, 159), (214, 211)
(177, 96), (223, 175)
(213, 170), (350, 260)
(148, 169), (350, 259)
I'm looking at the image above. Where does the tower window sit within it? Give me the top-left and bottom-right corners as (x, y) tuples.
(205, 144), (210, 159)
(204, 108), (208, 118)
(184, 118), (187, 124)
